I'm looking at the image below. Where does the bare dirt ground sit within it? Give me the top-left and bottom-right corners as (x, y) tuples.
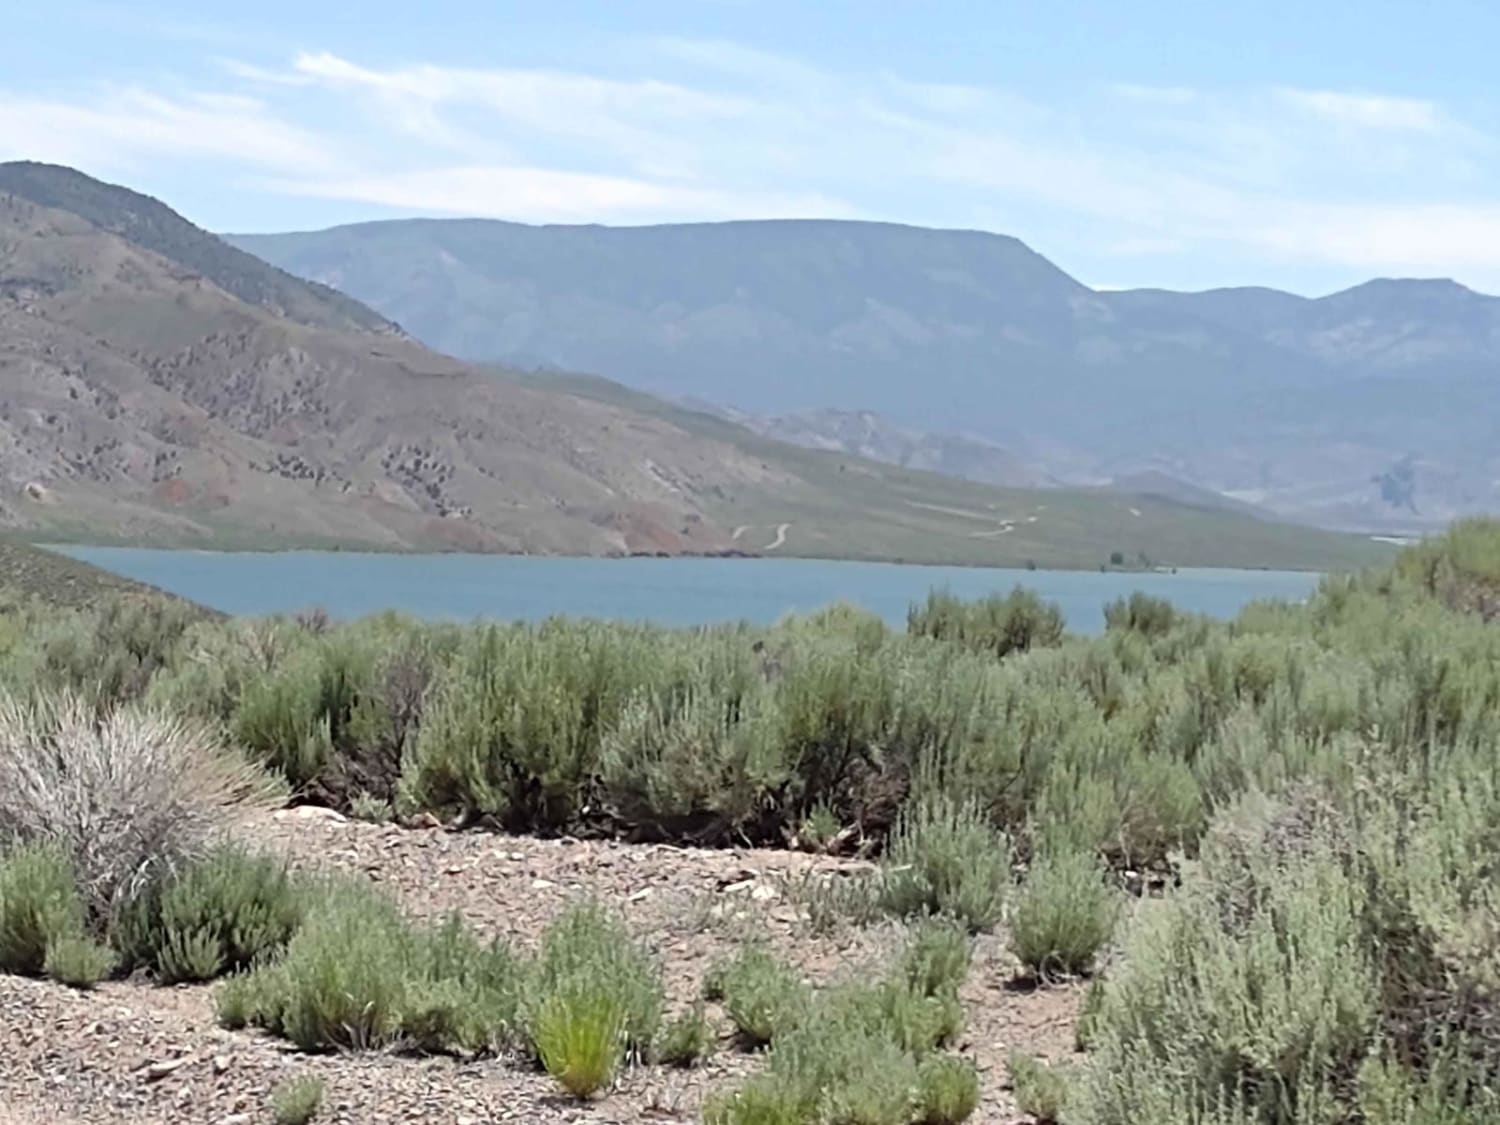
(0, 809), (1083, 1124)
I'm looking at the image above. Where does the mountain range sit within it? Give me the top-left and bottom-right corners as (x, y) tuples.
(231, 218), (1500, 532)
(0, 161), (1386, 569)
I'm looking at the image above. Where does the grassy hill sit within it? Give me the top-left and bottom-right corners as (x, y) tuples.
(502, 370), (1393, 571)
(0, 539), (210, 611)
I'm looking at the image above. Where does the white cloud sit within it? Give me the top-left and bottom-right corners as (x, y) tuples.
(3, 42), (1498, 284)
(1253, 202), (1500, 271)
(0, 86), (340, 176)
(1276, 88), (1445, 132)
(269, 165), (856, 224)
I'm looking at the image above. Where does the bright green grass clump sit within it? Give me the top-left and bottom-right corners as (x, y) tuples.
(532, 980), (627, 1097)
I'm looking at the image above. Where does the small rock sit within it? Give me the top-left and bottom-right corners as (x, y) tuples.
(530, 878), (557, 890)
(138, 1055), (194, 1082)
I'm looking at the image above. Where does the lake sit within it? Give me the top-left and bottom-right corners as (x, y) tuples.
(54, 548), (1323, 634)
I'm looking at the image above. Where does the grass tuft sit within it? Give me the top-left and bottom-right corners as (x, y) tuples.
(657, 1000), (716, 1067)
(0, 843), (85, 976)
(914, 1053), (980, 1125)
(532, 979), (628, 1098)
(713, 944), (809, 1047)
(1008, 1052), (1071, 1123)
(43, 934), (115, 988)
(271, 1074), (325, 1125)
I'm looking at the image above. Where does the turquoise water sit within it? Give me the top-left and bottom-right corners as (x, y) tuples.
(56, 548), (1322, 634)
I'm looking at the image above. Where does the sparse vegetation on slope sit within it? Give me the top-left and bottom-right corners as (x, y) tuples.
(0, 163), (1385, 567)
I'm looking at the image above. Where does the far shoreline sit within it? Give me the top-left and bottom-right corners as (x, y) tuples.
(32, 535), (1397, 576)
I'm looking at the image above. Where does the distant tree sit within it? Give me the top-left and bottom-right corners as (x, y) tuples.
(1109, 550), (1125, 567)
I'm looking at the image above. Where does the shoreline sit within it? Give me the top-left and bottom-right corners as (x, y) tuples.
(38, 539), (1382, 576)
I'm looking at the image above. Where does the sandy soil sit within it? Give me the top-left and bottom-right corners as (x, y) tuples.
(0, 808), (1083, 1124)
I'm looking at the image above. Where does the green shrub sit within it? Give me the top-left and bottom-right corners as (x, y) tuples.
(36, 594), (202, 709)
(402, 622), (648, 830)
(533, 978), (628, 1098)
(657, 1001), (715, 1066)
(0, 843), (86, 976)
(215, 970), (259, 1030)
(822, 1038), (919, 1125)
(271, 1074), (325, 1125)
(1067, 793), (1390, 1124)
(878, 793), (1011, 932)
(528, 899), (662, 1057)
(798, 802), (842, 851)
(705, 935), (979, 1125)
(117, 846), (304, 983)
(219, 882), (521, 1055)
(257, 882), (412, 1051)
(43, 934), (114, 988)
(713, 944), (809, 1046)
(403, 911), (525, 1053)
(598, 685), (781, 841)
(1007, 847), (1118, 979)
(1103, 592), (1178, 637)
(854, 979), (963, 1054)
(914, 1053), (980, 1124)
(1009, 1052), (1071, 1123)
(780, 867), (880, 935)
(898, 919), (972, 998)
(704, 1073), (810, 1125)
(349, 792), (393, 823)
(1074, 976), (1104, 1051)
(908, 588), (1065, 658)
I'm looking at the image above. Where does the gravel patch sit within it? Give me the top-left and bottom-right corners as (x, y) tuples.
(0, 809), (1084, 1123)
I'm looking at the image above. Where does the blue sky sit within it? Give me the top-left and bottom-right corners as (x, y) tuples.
(5, 0), (1500, 293)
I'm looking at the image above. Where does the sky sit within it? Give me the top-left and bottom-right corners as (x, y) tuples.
(5, 0), (1500, 294)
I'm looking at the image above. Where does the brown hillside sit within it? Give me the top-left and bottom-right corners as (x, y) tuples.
(0, 180), (791, 555)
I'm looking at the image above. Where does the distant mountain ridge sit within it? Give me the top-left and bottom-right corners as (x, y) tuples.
(232, 217), (1500, 532)
(0, 162), (1383, 570)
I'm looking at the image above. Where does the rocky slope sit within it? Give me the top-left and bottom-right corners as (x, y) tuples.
(0, 168), (811, 557)
(0, 164), (1386, 568)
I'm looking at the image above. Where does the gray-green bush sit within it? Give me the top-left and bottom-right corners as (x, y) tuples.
(117, 846), (304, 983)
(877, 794), (1011, 932)
(713, 943), (809, 1046)
(219, 881), (522, 1054)
(1068, 772), (1500, 1125)
(1007, 846), (1118, 978)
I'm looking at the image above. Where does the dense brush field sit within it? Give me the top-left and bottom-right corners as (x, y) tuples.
(4, 520), (1500, 1123)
